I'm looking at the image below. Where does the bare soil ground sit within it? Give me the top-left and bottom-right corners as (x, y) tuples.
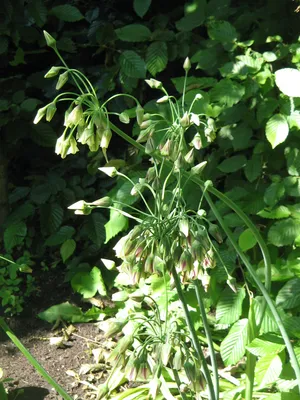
(0, 270), (105, 400)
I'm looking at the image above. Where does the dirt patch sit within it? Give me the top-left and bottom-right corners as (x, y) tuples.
(0, 269), (107, 400)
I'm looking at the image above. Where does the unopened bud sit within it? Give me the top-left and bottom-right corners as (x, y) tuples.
(100, 128), (112, 149)
(140, 119), (152, 130)
(183, 57), (191, 71)
(66, 105), (83, 126)
(156, 95), (169, 104)
(136, 104), (144, 125)
(191, 133), (202, 150)
(145, 78), (162, 89)
(184, 148), (194, 164)
(44, 66), (62, 78)
(99, 166), (118, 177)
(146, 166), (156, 182)
(56, 71), (68, 90)
(201, 272), (210, 292)
(119, 111), (130, 124)
(160, 139), (172, 157)
(46, 102), (57, 122)
(43, 30), (56, 49)
(179, 219), (189, 237)
(179, 250), (192, 271)
(33, 105), (47, 124)
(208, 223), (223, 243)
(90, 196), (112, 207)
(191, 161), (207, 176)
(180, 111), (190, 128)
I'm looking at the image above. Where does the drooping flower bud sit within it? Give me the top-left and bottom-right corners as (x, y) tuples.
(56, 71), (68, 90)
(77, 122), (94, 144)
(190, 161), (207, 176)
(98, 166), (118, 177)
(33, 105), (47, 124)
(139, 119), (152, 130)
(208, 223), (223, 243)
(44, 66), (62, 78)
(68, 200), (91, 215)
(90, 196), (112, 207)
(156, 95), (169, 104)
(179, 219), (189, 237)
(146, 166), (156, 183)
(180, 111), (190, 128)
(66, 105), (83, 126)
(136, 104), (144, 125)
(184, 148), (194, 164)
(67, 136), (79, 156)
(145, 137), (155, 154)
(202, 249), (216, 269)
(43, 30), (57, 49)
(191, 133), (202, 150)
(201, 271), (210, 292)
(179, 250), (192, 271)
(119, 111), (130, 124)
(46, 102), (57, 122)
(160, 139), (172, 157)
(129, 225), (144, 241)
(137, 126), (153, 143)
(145, 78), (162, 89)
(183, 57), (191, 72)
(100, 128), (112, 149)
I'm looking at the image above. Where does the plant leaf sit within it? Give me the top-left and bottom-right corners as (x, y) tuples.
(239, 228), (257, 251)
(257, 206), (291, 220)
(210, 79), (245, 107)
(216, 287), (246, 325)
(105, 208), (128, 244)
(60, 239), (76, 263)
(276, 278), (300, 309)
(50, 5), (84, 22)
(45, 226), (75, 246)
(146, 41), (168, 76)
(120, 50), (146, 79)
(266, 114), (289, 149)
(4, 222), (27, 252)
(268, 218), (300, 247)
(133, 0), (151, 18)
(84, 212), (106, 247)
(247, 333), (285, 357)
(275, 68), (300, 97)
(71, 266), (107, 298)
(220, 319), (249, 366)
(255, 354), (283, 389)
(115, 24), (151, 42)
(218, 155), (247, 173)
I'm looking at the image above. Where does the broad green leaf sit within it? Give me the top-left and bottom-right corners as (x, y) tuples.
(84, 212), (106, 247)
(120, 50), (146, 79)
(115, 24), (151, 42)
(31, 123), (57, 147)
(176, 1), (206, 32)
(171, 76), (216, 93)
(246, 334), (285, 357)
(284, 176), (300, 197)
(257, 206), (291, 219)
(210, 79), (245, 107)
(45, 226), (76, 246)
(9, 187), (30, 204)
(266, 114), (289, 149)
(275, 68), (300, 97)
(57, 37), (76, 53)
(257, 98), (278, 124)
(208, 20), (237, 44)
(4, 222), (27, 252)
(133, 0), (151, 18)
(21, 98), (40, 112)
(71, 266), (107, 298)
(266, 394), (300, 400)
(285, 147), (300, 176)
(264, 182), (285, 207)
(244, 156), (262, 182)
(216, 287), (246, 325)
(255, 354), (283, 389)
(105, 208), (128, 244)
(220, 319), (248, 366)
(191, 46), (221, 70)
(30, 183), (52, 204)
(219, 60), (248, 79)
(60, 239), (76, 263)
(276, 278), (300, 309)
(38, 302), (100, 323)
(28, 0), (47, 27)
(238, 228), (257, 251)
(218, 155), (247, 173)
(288, 203), (300, 219)
(40, 203), (64, 235)
(50, 5), (84, 22)
(268, 218), (300, 247)
(146, 41), (168, 76)
(287, 112), (300, 130)
(4, 203), (34, 226)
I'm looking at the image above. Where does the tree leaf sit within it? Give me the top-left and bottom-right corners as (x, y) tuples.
(246, 334), (285, 357)
(40, 203), (64, 235)
(133, 0), (151, 18)
(191, 46), (221, 70)
(84, 212), (106, 247)
(176, 0), (206, 32)
(276, 278), (300, 309)
(28, 0), (47, 27)
(45, 226), (76, 246)
(4, 222), (27, 252)
(50, 5), (84, 22)
(264, 182), (285, 207)
(146, 41), (168, 76)
(266, 114), (289, 149)
(257, 206), (291, 220)
(119, 50), (146, 79)
(238, 228), (257, 251)
(220, 319), (249, 366)
(244, 155), (262, 182)
(285, 147), (300, 176)
(210, 79), (245, 107)
(38, 302), (100, 323)
(60, 239), (76, 263)
(105, 208), (128, 244)
(216, 287), (246, 325)
(208, 20), (238, 43)
(71, 266), (107, 298)
(31, 123), (57, 148)
(255, 354), (283, 389)
(268, 218), (300, 247)
(115, 24), (151, 42)
(218, 155), (247, 173)
(275, 68), (300, 97)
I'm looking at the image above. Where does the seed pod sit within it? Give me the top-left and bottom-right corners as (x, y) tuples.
(46, 102), (57, 122)
(56, 71), (69, 90)
(208, 223), (223, 243)
(136, 104), (144, 125)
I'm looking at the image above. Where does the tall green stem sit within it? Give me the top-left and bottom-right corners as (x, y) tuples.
(0, 318), (73, 400)
(194, 281), (219, 400)
(172, 268), (216, 400)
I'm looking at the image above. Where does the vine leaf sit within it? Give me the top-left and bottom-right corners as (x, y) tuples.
(216, 287), (245, 325)
(146, 41), (168, 76)
(120, 50), (146, 79)
(220, 319), (249, 366)
(266, 114), (289, 149)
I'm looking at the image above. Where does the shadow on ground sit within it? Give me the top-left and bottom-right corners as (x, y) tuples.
(8, 386), (49, 400)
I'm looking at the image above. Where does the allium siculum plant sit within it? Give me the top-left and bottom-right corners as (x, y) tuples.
(33, 31), (300, 400)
